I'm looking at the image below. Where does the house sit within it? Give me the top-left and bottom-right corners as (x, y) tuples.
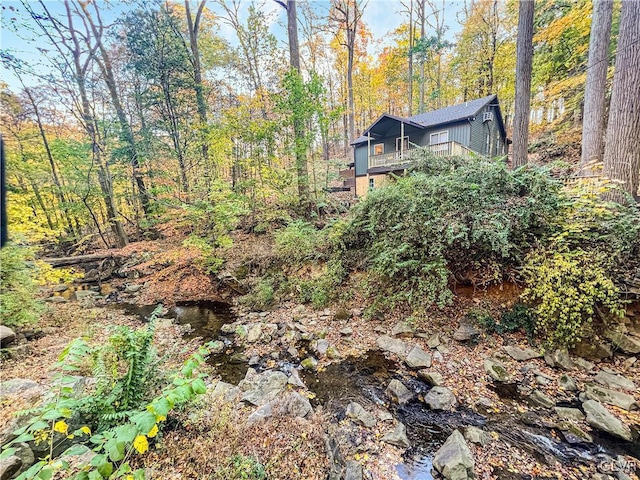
(346, 94), (509, 197)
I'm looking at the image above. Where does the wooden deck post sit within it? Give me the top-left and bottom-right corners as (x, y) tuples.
(400, 121), (405, 160)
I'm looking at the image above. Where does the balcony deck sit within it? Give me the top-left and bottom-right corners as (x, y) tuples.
(368, 141), (474, 169)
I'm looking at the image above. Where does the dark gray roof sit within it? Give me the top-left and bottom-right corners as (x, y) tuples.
(351, 94), (498, 145)
(408, 94), (496, 127)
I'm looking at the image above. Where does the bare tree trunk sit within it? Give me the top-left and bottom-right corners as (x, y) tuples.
(580, 0), (613, 174)
(408, 1), (414, 116)
(418, 0), (426, 113)
(511, 0), (535, 168)
(603, 0), (640, 200)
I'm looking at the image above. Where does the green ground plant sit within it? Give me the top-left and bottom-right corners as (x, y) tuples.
(0, 244), (45, 327)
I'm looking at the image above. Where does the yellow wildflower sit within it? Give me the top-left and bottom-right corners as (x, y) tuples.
(133, 435), (149, 454)
(53, 421), (68, 435)
(148, 424), (159, 438)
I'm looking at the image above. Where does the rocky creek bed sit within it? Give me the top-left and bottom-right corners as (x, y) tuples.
(1, 282), (640, 480)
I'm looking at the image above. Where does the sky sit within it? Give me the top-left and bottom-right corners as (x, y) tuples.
(0, 0), (463, 91)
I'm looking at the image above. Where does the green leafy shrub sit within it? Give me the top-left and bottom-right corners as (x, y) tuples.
(294, 258), (346, 309)
(242, 278), (276, 311)
(217, 455), (266, 480)
(473, 304), (535, 338)
(523, 249), (625, 349)
(0, 244), (44, 327)
(342, 153), (562, 310)
(183, 235), (224, 274)
(274, 220), (324, 264)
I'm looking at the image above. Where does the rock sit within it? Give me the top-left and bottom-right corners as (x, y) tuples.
(554, 407), (585, 421)
(418, 370), (444, 386)
(235, 325), (248, 339)
(334, 309), (351, 321)
(241, 370), (288, 406)
(453, 323), (480, 343)
(326, 346), (341, 359)
(376, 336), (408, 356)
(58, 444), (96, 468)
(248, 355), (260, 366)
(340, 327), (353, 336)
(573, 357), (595, 371)
(405, 345), (432, 369)
(502, 345), (541, 361)
(0, 326), (16, 347)
(124, 284), (142, 294)
(45, 296), (68, 303)
(573, 339), (612, 361)
(314, 339), (329, 356)
(345, 402), (376, 428)
(220, 323), (237, 334)
(427, 333), (441, 349)
(464, 426), (490, 447)
(301, 357), (318, 371)
(386, 379), (413, 405)
(605, 330), (640, 354)
(287, 368), (306, 388)
(211, 381), (239, 402)
(558, 422), (593, 444)
(52, 284), (69, 292)
(423, 386), (457, 411)
(381, 422), (411, 449)
(544, 349), (574, 370)
(483, 358), (510, 382)
(558, 374), (578, 391)
(583, 400), (633, 442)
(344, 460), (363, 480)
(209, 341), (224, 354)
(622, 356), (637, 371)
(391, 321), (415, 337)
(583, 384), (637, 411)
(0, 455), (21, 480)
(528, 390), (555, 409)
(474, 397), (494, 413)
(594, 371), (637, 391)
(351, 308), (363, 318)
(0, 379), (41, 401)
(378, 410), (394, 422)
(73, 289), (100, 301)
(433, 429), (475, 480)
(246, 324), (263, 343)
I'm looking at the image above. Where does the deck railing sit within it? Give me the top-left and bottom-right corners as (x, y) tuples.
(368, 141), (474, 169)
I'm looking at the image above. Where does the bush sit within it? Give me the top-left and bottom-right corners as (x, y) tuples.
(473, 304), (536, 338)
(0, 245), (44, 327)
(243, 278), (276, 311)
(274, 220), (324, 264)
(342, 153), (562, 310)
(523, 249), (625, 349)
(294, 258), (346, 309)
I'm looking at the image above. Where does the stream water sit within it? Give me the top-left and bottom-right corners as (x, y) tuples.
(110, 300), (639, 480)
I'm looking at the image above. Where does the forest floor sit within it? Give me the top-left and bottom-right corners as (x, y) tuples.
(2, 222), (639, 480)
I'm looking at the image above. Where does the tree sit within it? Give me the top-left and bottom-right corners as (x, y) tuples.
(603, 0), (640, 200)
(580, 0), (613, 173)
(512, 0), (535, 168)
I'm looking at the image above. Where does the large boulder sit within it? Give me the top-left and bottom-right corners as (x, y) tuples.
(405, 345), (432, 369)
(391, 321), (415, 337)
(345, 402), (376, 428)
(385, 379), (413, 405)
(593, 371), (637, 391)
(502, 345), (541, 361)
(433, 429), (475, 480)
(0, 326), (16, 347)
(418, 370), (444, 386)
(344, 460), (363, 480)
(376, 336), (408, 356)
(241, 370), (288, 406)
(246, 392), (312, 426)
(604, 330), (640, 354)
(453, 323), (480, 343)
(544, 349), (574, 370)
(483, 358), (510, 382)
(0, 379), (43, 402)
(423, 386), (457, 411)
(0, 455), (21, 480)
(583, 384), (637, 411)
(381, 422), (411, 449)
(582, 400), (633, 442)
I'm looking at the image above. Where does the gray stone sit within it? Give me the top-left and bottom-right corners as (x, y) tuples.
(418, 370), (444, 386)
(573, 357), (595, 371)
(483, 358), (510, 382)
(558, 422), (593, 444)
(594, 371), (637, 391)
(427, 333), (441, 349)
(124, 284), (142, 294)
(544, 349), (574, 370)
(528, 390), (555, 409)
(558, 374), (578, 391)
(287, 368), (306, 388)
(405, 345), (432, 369)
(536, 375), (551, 386)
(622, 356), (637, 371)
(58, 444), (96, 467)
(73, 289), (100, 301)
(464, 426), (490, 447)
(0, 455), (21, 480)
(605, 331), (640, 354)
(340, 327), (353, 336)
(345, 402), (376, 428)
(326, 346), (341, 359)
(235, 324), (248, 339)
(246, 392), (312, 426)
(209, 341), (224, 354)
(376, 335), (408, 356)
(583, 400), (633, 442)
(386, 379), (413, 405)
(554, 407), (585, 421)
(314, 339), (329, 356)
(241, 370), (288, 406)
(502, 345), (541, 361)
(381, 422), (411, 449)
(301, 357), (318, 371)
(0, 379), (41, 400)
(378, 410), (394, 422)
(423, 386), (457, 411)
(433, 429), (475, 480)
(344, 460), (363, 480)
(45, 296), (68, 303)
(220, 323), (238, 334)
(210, 381), (238, 402)
(583, 384), (637, 411)
(391, 321), (415, 337)
(246, 324), (263, 343)
(574, 339), (613, 361)
(52, 284), (69, 292)
(453, 323), (480, 343)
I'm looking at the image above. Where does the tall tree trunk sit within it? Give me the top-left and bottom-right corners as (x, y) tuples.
(511, 0), (535, 168)
(419, 0), (426, 113)
(580, 0), (613, 174)
(603, 0), (640, 200)
(408, 1), (414, 116)
(185, 0), (210, 165)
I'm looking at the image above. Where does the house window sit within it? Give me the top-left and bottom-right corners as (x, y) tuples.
(396, 136), (409, 151)
(373, 143), (384, 155)
(430, 130), (449, 152)
(368, 177), (375, 190)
